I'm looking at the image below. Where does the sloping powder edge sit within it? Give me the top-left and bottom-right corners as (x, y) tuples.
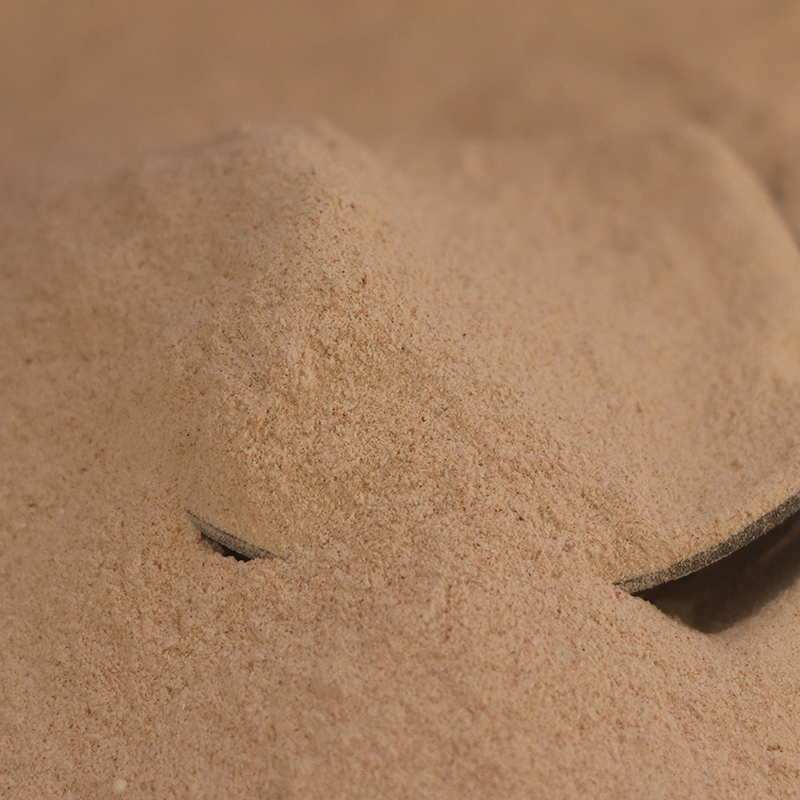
(617, 491), (800, 593)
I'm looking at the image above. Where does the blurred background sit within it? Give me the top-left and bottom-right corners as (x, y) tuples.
(3, 0), (800, 231)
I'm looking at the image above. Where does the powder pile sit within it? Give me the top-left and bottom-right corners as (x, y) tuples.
(43, 123), (800, 585)
(4, 3), (800, 799)
(3, 119), (800, 798)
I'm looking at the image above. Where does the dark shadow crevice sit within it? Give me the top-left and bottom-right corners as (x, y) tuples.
(636, 509), (800, 633)
(188, 510), (278, 561)
(200, 535), (251, 561)
(636, 513), (800, 633)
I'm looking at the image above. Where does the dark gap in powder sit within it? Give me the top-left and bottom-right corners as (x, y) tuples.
(637, 508), (800, 633)
(187, 510), (277, 561)
(201, 535), (251, 561)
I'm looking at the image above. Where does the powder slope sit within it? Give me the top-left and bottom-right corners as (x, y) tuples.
(391, 126), (800, 587)
(3, 123), (800, 798)
(34, 122), (800, 587)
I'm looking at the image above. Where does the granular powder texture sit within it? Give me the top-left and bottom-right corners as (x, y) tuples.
(3, 119), (800, 799)
(35, 123), (800, 583)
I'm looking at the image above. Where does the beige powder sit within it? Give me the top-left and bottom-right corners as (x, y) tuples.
(3, 120), (800, 799)
(4, 3), (800, 799)
(64, 123), (800, 586)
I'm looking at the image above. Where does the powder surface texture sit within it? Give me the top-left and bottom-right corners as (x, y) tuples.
(4, 3), (800, 799)
(33, 124), (800, 587)
(3, 121), (800, 799)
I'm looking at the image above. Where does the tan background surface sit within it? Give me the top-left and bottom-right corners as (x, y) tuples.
(2, 0), (800, 219)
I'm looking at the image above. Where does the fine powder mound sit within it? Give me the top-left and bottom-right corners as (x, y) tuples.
(47, 122), (800, 588)
(4, 122), (800, 797)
